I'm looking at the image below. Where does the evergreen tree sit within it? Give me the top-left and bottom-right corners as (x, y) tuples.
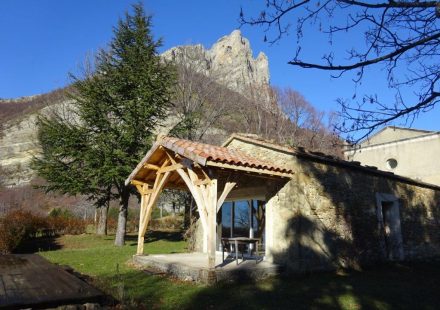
(33, 3), (175, 245)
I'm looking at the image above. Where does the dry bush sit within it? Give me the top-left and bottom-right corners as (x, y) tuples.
(46, 215), (87, 235)
(150, 215), (183, 231)
(0, 209), (87, 254)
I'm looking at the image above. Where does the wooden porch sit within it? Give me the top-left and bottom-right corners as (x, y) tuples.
(125, 136), (293, 271)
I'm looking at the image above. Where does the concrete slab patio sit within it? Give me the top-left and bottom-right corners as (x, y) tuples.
(133, 252), (281, 284)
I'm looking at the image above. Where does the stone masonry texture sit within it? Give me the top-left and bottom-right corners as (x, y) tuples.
(200, 138), (440, 272)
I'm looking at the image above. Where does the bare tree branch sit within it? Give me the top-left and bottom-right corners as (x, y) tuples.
(240, 0), (440, 143)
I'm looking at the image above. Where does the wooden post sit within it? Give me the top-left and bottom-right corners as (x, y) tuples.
(231, 202), (235, 238)
(208, 179), (217, 269)
(136, 183), (150, 255)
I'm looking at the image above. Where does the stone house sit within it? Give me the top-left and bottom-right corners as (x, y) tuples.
(127, 133), (440, 274)
(344, 126), (440, 186)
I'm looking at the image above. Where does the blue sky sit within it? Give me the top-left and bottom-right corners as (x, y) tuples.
(1, 0), (438, 135)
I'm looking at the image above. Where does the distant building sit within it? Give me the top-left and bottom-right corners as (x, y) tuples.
(344, 126), (440, 186)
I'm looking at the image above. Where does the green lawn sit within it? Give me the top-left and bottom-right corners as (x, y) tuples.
(22, 232), (440, 309)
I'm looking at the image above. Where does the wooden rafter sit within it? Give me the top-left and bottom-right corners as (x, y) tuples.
(144, 163), (160, 170)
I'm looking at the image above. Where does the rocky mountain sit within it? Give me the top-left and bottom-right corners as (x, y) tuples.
(0, 30), (270, 187)
(162, 30), (270, 100)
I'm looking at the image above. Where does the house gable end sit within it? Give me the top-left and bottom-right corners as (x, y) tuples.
(359, 126), (434, 147)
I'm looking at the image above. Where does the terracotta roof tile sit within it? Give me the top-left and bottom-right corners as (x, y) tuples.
(160, 136), (292, 174)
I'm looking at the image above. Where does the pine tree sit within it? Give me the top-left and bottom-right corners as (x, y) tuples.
(33, 3), (175, 245)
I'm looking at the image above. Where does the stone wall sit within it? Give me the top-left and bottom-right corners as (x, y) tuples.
(226, 138), (440, 272)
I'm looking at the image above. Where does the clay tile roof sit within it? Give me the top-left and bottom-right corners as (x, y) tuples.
(222, 133), (440, 190)
(161, 136), (292, 174)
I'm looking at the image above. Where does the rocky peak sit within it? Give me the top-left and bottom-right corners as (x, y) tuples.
(162, 29), (270, 99)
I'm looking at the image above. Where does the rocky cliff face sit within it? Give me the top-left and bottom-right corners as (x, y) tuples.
(0, 30), (270, 186)
(0, 101), (71, 186)
(162, 29), (270, 100)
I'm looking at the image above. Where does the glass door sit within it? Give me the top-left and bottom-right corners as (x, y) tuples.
(218, 199), (265, 250)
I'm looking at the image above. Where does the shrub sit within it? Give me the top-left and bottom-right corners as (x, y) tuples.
(0, 216), (26, 254)
(46, 216), (87, 235)
(107, 206), (139, 233)
(48, 207), (74, 219)
(150, 215), (183, 231)
(0, 210), (43, 253)
(0, 209), (87, 254)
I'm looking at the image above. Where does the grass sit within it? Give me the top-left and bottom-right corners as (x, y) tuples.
(20, 232), (440, 309)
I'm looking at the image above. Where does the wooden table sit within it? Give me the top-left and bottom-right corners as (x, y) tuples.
(222, 237), (260, 265)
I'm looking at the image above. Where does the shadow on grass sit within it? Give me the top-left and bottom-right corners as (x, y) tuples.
(183, 261), (440, 309)
(126, 230), (184, 247)
(145, 230), (184, 242)
(15, 236), (63, 254)
(15, 230), (184, 252)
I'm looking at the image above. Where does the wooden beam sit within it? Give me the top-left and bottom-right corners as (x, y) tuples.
(157, 163), (184, 174)
(131, 179), (147, 187)
(194, 179), (211, 186)
(208, 179), (217, 269)
(139, 171), (172, 239)
(135, 184), (153, 196)
(216, 181), (236, 213)
(137, 183), (150, 255)
(175, 167), (208, 233)
(165, 150), (179, 165)
(144, 163), (160, 170)
(188, 166), (209, 223)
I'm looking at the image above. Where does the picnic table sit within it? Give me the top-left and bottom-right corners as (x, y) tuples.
(221, 237), (260, 264)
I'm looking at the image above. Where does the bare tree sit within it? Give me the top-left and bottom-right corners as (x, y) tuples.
(168, 46), (233, 142)
(234, 85), (342, 156)
(240, 1), (440, 142)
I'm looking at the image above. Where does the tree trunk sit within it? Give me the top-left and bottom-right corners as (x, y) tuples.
(115, 189), (129, 246)
(96, 204), (109, 236)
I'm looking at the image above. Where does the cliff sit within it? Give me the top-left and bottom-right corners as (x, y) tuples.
(162, 29), (270, 100)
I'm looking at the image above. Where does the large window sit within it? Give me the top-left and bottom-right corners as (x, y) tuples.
(219, 199), (265, 240)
